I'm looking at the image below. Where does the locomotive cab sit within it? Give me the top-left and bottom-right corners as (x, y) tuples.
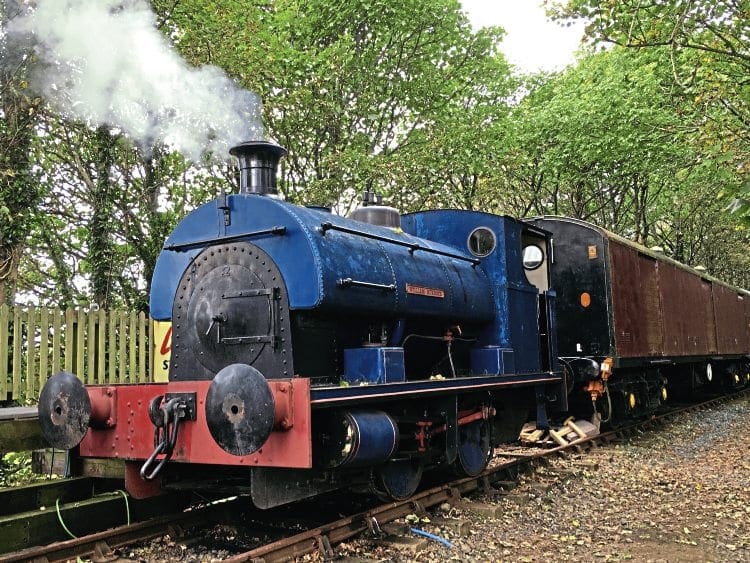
(401, 210), (558, 378)
(521, 227), (556, 374)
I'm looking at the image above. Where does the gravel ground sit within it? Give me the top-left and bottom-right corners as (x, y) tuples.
(334, 396), (750, 563)
(122, 396), (750, 562)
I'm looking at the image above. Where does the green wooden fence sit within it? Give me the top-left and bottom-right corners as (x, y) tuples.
(1, 305), (152, 403)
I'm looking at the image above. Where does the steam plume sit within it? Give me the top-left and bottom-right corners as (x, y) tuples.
(6, 0), (265, 160)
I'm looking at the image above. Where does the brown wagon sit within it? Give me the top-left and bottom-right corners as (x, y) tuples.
(528, 216), (750, 422)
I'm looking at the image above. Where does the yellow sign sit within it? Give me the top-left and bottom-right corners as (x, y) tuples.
(153, 321), (172, 382)
(587, 245), (598, 259)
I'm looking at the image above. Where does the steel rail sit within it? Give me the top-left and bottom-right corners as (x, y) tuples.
(0, 498), (240, 563)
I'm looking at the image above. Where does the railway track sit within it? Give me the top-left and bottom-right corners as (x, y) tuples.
(1, 389), (746, 563)
(0, 476), (192, 559)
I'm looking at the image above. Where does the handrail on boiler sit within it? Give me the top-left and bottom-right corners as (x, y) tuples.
(318, 222), (480, 266)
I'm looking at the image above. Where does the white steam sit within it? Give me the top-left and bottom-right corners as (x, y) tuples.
(8, 0), (265, 160)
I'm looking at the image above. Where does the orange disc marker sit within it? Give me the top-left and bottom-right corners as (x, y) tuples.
(580, 292), (591, 307)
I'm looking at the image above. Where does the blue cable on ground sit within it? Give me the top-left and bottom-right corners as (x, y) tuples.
(410, 527), (454, 548)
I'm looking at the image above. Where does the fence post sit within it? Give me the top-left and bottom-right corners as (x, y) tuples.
(138, 312), (147, 383)
(39, 308), (49, 393)
(118, 311), (127, 383)
(127, 312), (134, 383)
(64, 308), (74, 373)
(108, 311), (116, 384)
(12, 305), (22, 401)
(75, 309), (85, 378)
(87, 309), (96, 385)
(52, 308), (62, 374)
(26, 305), (36, 400)
(97, 308), (106, 384)
(0, 304), (8, 401)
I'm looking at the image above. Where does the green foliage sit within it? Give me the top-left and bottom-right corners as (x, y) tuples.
(7, 0), (515, 307)
(506, 49), (688, 229)
(727, 178), (750, 222)
(16, 113), (224, 309)
(502, 45), (748, 286)
(0, 451), (55, 488)
(267, 0), (511, 209)
(553, 0), (750, 225)
(156, 0), (512, 210)
(3, 0), (748, 307)
(0, 22), (44, 304)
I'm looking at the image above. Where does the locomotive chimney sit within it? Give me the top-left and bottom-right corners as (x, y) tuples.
(229, 141), (287, 195)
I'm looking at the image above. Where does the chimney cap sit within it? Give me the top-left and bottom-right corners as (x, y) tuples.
(230, 140), (287, 159)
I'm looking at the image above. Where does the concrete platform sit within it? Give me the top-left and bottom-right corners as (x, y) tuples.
(0, 406), (44, 453)
(0, 406), (38, 421)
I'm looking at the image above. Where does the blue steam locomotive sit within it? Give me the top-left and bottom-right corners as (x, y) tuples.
(39, 140), (566, 507)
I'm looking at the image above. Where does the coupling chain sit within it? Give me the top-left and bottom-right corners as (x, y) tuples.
(139, 395), (187, 480)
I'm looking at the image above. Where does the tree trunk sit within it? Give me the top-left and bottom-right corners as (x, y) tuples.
(88, 126), (117, 307)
